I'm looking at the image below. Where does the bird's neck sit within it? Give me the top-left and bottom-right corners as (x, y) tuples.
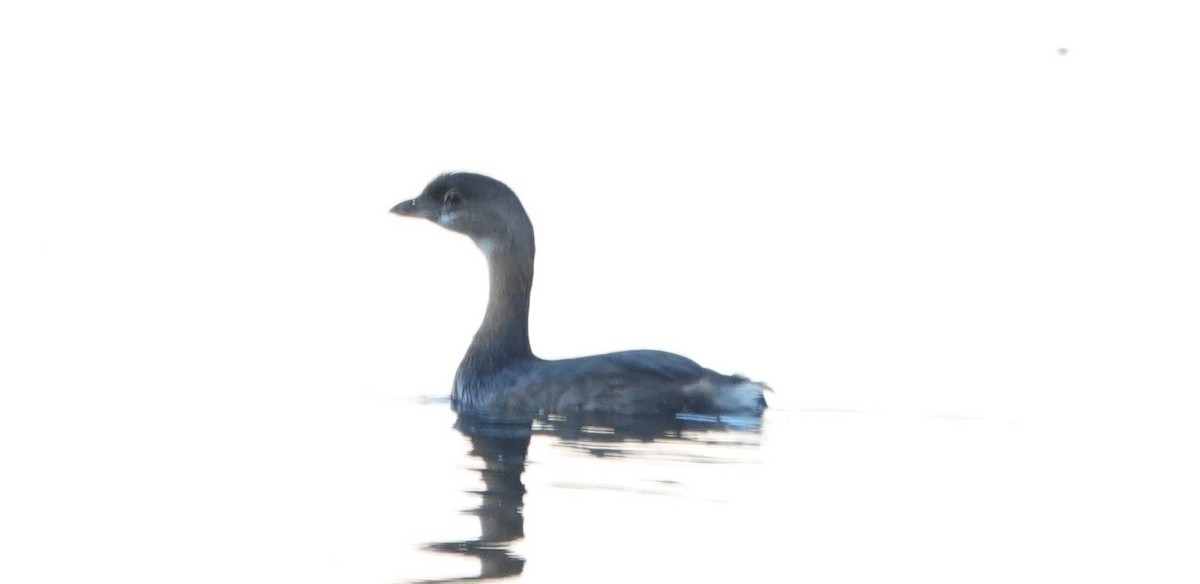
(465, 238), (536, 369)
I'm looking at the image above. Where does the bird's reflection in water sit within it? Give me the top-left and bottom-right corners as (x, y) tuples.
(418, 412), (762, 582)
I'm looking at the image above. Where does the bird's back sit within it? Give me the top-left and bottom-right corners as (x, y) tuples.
(454, 350), (767, 416)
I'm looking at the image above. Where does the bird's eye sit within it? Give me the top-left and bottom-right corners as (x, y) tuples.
(444, 189), (463, 209)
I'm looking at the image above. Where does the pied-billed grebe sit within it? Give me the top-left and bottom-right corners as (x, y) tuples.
(391, 172), (768, 416)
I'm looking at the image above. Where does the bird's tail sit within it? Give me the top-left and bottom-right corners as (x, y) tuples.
(722, 376), (769, 414)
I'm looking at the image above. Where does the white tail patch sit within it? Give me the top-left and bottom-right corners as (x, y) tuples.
(714, 379), (768, 413)
(684, 377), (768, 414)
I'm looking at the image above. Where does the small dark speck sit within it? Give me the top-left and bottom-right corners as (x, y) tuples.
(1058, 47), (1069, 55)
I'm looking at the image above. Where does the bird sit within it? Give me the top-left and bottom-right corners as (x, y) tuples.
(391, 172), (768, 417)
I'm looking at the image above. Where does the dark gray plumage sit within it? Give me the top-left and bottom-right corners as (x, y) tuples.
(391, 172), (767, 416)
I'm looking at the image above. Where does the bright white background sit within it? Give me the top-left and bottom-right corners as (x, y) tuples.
(2, 1), (1197, 582)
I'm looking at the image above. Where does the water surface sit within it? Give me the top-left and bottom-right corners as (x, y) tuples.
(394, 398), (1044, 583)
